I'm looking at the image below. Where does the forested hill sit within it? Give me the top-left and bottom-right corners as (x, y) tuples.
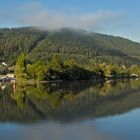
(0, 27), (140, 66)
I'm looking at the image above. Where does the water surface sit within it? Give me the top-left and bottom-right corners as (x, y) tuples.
(0, 79), (140, 140)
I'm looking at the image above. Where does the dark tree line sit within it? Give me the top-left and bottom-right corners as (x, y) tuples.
(15, 54), (140, 81)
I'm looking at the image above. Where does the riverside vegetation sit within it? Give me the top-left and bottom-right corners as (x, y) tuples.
(15, 53), (140, 82)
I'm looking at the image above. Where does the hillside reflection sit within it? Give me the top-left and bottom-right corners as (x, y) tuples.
(0, 79), (140, 123)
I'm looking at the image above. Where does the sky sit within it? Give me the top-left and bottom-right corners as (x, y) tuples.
(0, 0), (140, 42)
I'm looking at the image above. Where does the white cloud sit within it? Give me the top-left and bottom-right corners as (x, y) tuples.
(0, 2), (120, 31)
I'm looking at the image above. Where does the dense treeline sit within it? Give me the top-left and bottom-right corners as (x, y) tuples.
(15, 53), (140, 81)
(15, 53), (93, 81)
(1, 27), (140, 66)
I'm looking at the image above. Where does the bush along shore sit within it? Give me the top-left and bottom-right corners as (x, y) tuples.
(14, 53), (140, 83)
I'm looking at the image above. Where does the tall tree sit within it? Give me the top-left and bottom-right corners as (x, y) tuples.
(15, 53), (28, 81)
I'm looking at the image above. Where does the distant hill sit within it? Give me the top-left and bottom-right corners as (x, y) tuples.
(0, 27), (140, 66)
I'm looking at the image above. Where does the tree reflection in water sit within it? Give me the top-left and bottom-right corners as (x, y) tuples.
(0, 79), (140, 123)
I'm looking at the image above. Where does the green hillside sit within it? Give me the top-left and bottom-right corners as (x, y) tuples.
(0, 27), (140, 66)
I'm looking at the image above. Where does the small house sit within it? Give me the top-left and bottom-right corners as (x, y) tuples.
(6, 74), (15, 78)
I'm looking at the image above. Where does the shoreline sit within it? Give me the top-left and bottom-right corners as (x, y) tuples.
(0, 75), (139, 85)
(11, 77), (139, 86)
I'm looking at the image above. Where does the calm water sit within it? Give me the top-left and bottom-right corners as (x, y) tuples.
(0, 79), (140, 140)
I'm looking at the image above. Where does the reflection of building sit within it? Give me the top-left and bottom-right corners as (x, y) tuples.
(0, 83), (6, 90)
(0, 82), (16, 92)
(13, 83), (16, 93)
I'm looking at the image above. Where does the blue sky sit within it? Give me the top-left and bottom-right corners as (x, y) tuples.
(0, 0), (140, 42)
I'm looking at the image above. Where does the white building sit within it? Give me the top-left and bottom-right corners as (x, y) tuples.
(2, 62), (7, 66)
(6, 74), (15, 78)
